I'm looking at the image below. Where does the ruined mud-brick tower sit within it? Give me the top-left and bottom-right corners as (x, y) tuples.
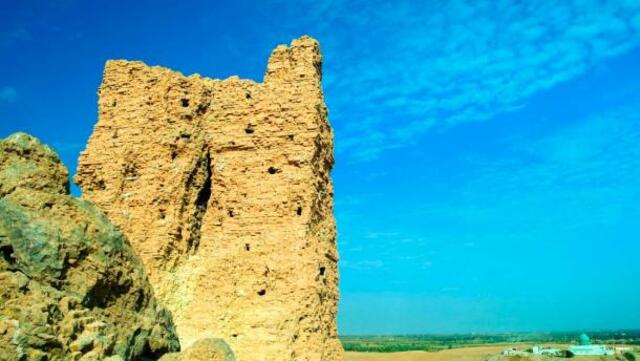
(76, 36), (343, 360)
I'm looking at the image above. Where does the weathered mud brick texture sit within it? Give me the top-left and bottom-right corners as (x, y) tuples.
(76, 36), (343, 361)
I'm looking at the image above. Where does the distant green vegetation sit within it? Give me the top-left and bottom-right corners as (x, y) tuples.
(340, 330), (640, 353)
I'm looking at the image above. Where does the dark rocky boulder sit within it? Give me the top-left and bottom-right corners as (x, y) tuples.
(0, 132), (180, 360)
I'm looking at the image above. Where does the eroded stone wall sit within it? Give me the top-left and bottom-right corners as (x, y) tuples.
(76, 36), (342, 361)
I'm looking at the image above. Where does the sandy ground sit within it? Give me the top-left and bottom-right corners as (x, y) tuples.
(345, 345), (514, 361)
(345, 344), (631, 361)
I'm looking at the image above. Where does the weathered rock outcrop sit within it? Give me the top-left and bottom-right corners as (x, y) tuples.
(76, 36), (342, 360)
(159, 338), (235, 361)
(0, 133), (180, 360)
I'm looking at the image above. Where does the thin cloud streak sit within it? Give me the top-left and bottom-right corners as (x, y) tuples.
(277, 0), (640, 161)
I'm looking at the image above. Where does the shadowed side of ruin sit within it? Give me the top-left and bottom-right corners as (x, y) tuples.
(76, 36), (343, 360)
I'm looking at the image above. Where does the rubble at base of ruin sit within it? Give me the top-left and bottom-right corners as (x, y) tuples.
(76, 36), (343, 360)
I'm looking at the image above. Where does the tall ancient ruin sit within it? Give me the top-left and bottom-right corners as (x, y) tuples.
(76, 36), (343, 360)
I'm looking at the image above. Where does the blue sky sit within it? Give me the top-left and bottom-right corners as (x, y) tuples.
(2, 0), (639, 334)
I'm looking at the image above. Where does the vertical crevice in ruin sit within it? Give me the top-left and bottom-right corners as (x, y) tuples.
(159, 143), (212, 271)
(186, 148), (212, 255)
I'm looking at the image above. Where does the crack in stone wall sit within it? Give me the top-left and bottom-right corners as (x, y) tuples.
(76, 36), (343, 361)
(186, 148), (211, 255)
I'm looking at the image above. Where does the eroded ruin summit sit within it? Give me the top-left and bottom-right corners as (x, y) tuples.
(76, 36), (342, 360)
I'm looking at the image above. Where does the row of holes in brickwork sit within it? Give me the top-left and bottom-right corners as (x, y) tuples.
(180, 91), (251, 108)
(244, 125), (295, 141)
(250, 268), (328, 298)
(158, 205), (302, 220)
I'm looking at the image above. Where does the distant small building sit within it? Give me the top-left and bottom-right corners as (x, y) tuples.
(568, 345), (614, 356)
(568, 333), (614, 356)
(614, 346), (632, 354)
(502, 347), (529, 356)
(532, 346), (562, 356)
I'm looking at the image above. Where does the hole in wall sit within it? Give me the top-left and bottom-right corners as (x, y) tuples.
(123, 163), (138, 178)
(257, 289), (266, 296)
(288, 134), (294, 141)
(1, 245), (15, 264)
(196, 103), (208, 115)
(245, 126), (255, 134)
(169, 144), (178, 159)
(267, 166), (280, 175)
(228, 209), (235, 218)
(93, 179), (106, 190)
(181, 98), (190, 107)
(245, 92), (252, 99)
(245, 243), (250, 251)
(232, 334), (238, 338)
(159, 209), (166, 220)
(319, 266), (326, 276)
(296, 207), (302, 216)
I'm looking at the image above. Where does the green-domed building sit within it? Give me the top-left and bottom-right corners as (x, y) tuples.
(579, 333), (591, 346)
(569, 333), (613, 356)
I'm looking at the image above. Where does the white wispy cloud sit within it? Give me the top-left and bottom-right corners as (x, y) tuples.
(472, 105), (640, 197)
(364, 231), (401, 239)
(419, 103), (640, 245)
(337, 103), (640, 280)
(0, 86), (17, 103)
(276, 0), (640, 161)
(341, 259), (384, 271)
